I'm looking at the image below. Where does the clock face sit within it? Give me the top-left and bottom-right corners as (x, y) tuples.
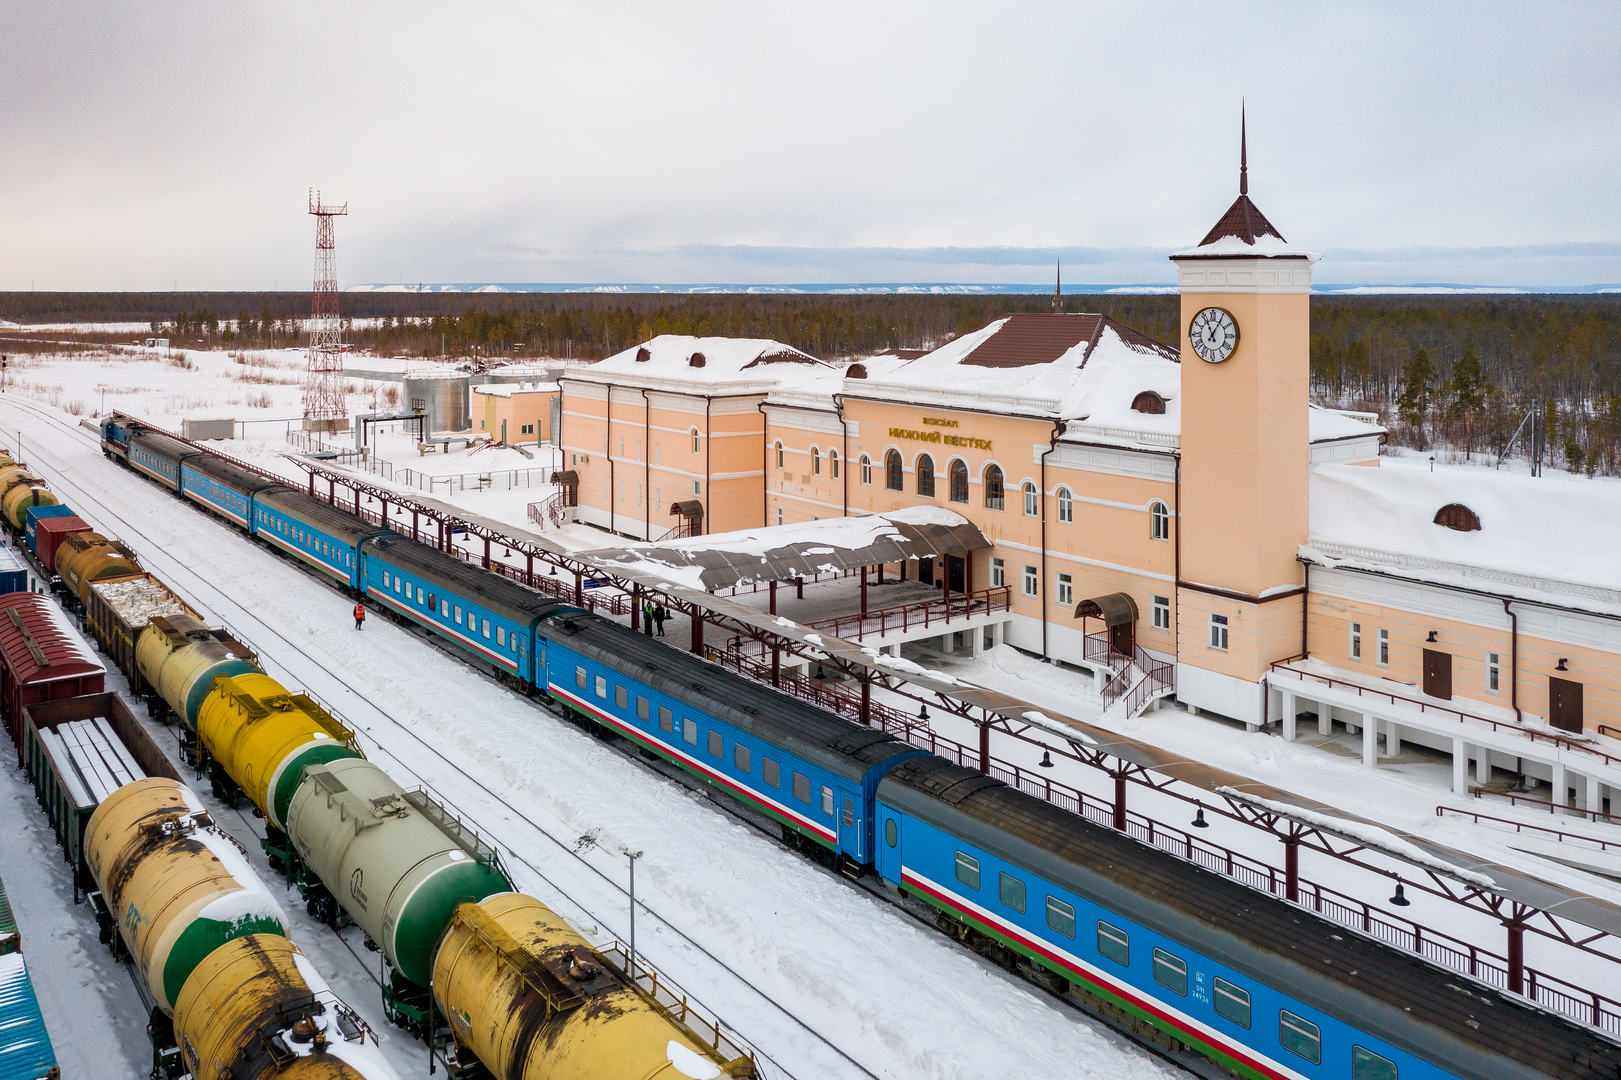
(1189, 307), (1239, 363)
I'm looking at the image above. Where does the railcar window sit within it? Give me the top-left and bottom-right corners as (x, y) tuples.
(658, 706), (671, 732)
(793, 773), (810, 803)
(1097, 922), (1129, 966)
(482, 620), (491, 639)
(395, 577), (403, 594)
(999, 873), (1025, 913)
(637, 696), (649, 720)
(417, 587), (425, 604)
(595, 676), (607, 699)
(575, 667), (587, 689)
(884, 819), (897, 847)
(1153, 949), (1187, 995)
(497, 628), (507, 646)
(1352, 1046), (1397, 1080)
(683, 720), (698, 746)
(615, 686), (628, 709)
(708, 731), (722, 758)
(734, 744), (750, 772)
(843, 798), (853, 826)
(954, 852), (981, 890)
(1046, 897), (1075, 938)
(383, 572), (391, 587)
(454, 606), (463, 625)
(1279, 1012), (1321, 1065)
(441, 600), (448, 617)
(763, 758), (779, 788)
(427, 593), (436, 609)
(1213, 978), (1250, 1028)
(821, 786), (834, 816)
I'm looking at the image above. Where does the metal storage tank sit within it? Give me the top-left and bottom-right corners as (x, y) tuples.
(401, 373), (471, 432)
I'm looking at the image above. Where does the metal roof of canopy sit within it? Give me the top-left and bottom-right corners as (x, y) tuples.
(582, 508), (991, 592)
(1075, 593), (1138, 626)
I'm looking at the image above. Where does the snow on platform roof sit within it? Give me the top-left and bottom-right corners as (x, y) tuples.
(1308, 405), (1385, 442)
(471, 381), (558, 397)
(581, 506), (991, 592)
(1306, 459), (1621, 612)
(564, 335), (830, 393)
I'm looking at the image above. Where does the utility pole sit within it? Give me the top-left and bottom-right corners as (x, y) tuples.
(622, 847), (644, 975)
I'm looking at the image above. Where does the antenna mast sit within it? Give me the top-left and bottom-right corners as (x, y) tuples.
(303, 188), (350, 432)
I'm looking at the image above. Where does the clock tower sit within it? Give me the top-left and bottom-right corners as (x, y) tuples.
(1171, 114), (1318, 726)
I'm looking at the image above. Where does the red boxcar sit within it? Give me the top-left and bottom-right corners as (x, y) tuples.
(0, 592), (105, 764)
(33, 515), (91, 574)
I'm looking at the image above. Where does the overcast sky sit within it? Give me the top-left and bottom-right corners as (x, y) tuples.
(4, 2), (1619, 291)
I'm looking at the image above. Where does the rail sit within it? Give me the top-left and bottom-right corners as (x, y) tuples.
(1272, 662), (1621, 769)
(806, 586), (1011, 641)
(1470, 787), (1621, 824)
(1439, 806), (1621, 852)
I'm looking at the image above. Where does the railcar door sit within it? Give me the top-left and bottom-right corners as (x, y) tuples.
(875, 806), (902, 884)
(838, 790), (861, 860)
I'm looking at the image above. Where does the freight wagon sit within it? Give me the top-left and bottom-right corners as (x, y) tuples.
(0, 875), (17, 955)
(0, 544), (27, 596)
(28, 515), (89, 576)
(0, 951), (60, 1080)
(54, 531), (140, 609)
(0, 592), (105, 765)
(82, 573), (196, 696)
(22, 504), (77, 557)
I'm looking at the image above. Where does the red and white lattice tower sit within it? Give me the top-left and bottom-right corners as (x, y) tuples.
(303, 188), (349, 430)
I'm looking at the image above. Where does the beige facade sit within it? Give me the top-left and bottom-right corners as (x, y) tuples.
(473, 383), (557, 444)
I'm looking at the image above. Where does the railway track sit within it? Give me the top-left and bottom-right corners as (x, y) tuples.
(8, 399), (1208, 1079)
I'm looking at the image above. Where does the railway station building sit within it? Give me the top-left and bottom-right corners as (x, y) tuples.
(557, 166), (1621, 815)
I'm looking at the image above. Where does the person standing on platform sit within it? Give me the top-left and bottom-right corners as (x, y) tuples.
(353, 603), (366, 631)
(654, 603), (667, 637)
(643, 600), (655, 636)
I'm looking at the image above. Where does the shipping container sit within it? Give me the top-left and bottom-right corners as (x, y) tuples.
(0, 952), (59, 1080)
(83, 573), (196, 691)
(0, 593), (105, 763)
(22, 505), (75, 553)
(22, 692), (181, 901)
(0, 546), (26, 597)
(29, 516), (90, 574)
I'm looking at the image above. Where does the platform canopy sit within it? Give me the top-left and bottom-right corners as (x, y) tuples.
(583, 506), (991, 593)
(1074, 592), (1138, 626)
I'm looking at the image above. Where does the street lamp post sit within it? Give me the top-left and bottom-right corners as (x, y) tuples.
(623, 848), (644, 975)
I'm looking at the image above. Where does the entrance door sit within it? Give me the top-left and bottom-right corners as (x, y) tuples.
(1110, 620), (1135, 659)
(947, 555), (965, 594)
(1550, 677), (1584, 733)
(1422, 650), (1453, 700)
(918, 557), (933, 586)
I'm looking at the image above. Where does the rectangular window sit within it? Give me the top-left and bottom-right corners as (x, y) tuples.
(440, 600), (449, 617)
(1097, 921), (1129, 966)
(1152, 595), (1170, 630)
(683, 718), (697, 746)
(1279, 1011), (1322, 1065)
(1487, 652), (1500, 693)
(693, 480), (701, 496)
(1352, 1046), (1398, 1080)
(1022, 565), (1038, 597)
(734, 743), (750, 772)
(454, 606), (463, 625)
(954, 852), (981, 890)
(708, 731), (722, 758)
(658, 706), (672, 732)
(991, 558), (1005, 588)
(775, 508), (783, 526)
(763, 757), (780, 788)
(1351, 621), (1362, 659)
(1209, 613), (1229, 650)
(820, 786), (834, 816)
(595, 675), (607, 699)
(1378, 628), (1390, 666)
(496, 626), (507, 646)
(576, 666), (587, 689)
(999, 872), (1025, 913)
(843, 797), (854, 826)
(395, 577), (403, 594)
(793, 772), (810, 803)
(637, 696), (649, 720)
(1046, 897), (1075, 938)
(417, 586), (426, 604)
(615, 685), (628, 709)
(1153, 948), (1188, 995)
(383, 572), (391, 588)
(1213, 978), (1250, 1028)
(1056, 573), (1072, 606)
(482, 619), (492, 639)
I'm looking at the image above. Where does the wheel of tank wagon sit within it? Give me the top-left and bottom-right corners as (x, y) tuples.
(267, 854), (283, 874)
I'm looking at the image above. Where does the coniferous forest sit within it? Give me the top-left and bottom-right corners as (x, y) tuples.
(4, 291), (1619, 475)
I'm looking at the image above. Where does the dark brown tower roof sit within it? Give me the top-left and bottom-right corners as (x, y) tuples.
(959, 313), (1178, 369)
(1197, 193), (1287, 247)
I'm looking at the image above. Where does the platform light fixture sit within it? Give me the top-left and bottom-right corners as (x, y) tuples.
(1556, 658), (1569, 671)
(1039, 750), (1054, 768)
(1389, 882), (1411, 907)
(1192, 804), (1210, 828)
(1426, 631), (1438, 643)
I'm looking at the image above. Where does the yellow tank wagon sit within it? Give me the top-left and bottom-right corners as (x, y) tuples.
(174, 933), (402, 1080)
(56, 531), (141, 603)
(84, 778), (286, 1014)
(433, 894), (756, 1080)
(195, 672), (362, 830)
(136, 613), (259, 732)
(0, 464), (58, 531)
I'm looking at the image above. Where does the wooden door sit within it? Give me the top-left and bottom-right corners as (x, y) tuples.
(1111, 621), (1136, 659)
(947, 555), (965, 594)
(1422, 650), (1453, 700)
(917, 557), (933, 586)
(1549, 677), (1584, 733)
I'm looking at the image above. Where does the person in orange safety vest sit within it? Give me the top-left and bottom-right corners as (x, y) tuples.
(354, 603), (366, 630)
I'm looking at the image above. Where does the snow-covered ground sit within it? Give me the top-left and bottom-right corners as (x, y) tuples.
(0, 377), (1179, 1078)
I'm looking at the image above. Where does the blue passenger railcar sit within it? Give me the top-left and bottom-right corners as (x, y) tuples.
(125, 431), (200, 491)
(875, 756), (1599, 1080)
(358, 532), (567, 684)
(538, 612), (924, 865)
(253, 488), (384, 588)
(179, 455), (284, 529)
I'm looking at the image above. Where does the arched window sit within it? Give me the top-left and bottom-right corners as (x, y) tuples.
(691, 428), (700, 454)
(1434, 503), (1481, 532)
(829, 450), (839, 479)
(1132, 391), (1166, 415)
(916, 454), (935, 497)
(1150, 500), (1170, 540)
(775, 441), (784, 468)
(984, 464), (1005, 510)
(1022, 481), (1038, 516)
(1057, 487), (1073, 523)
(860, 454), (872, 485)
(885, 449), (903, 491)
(948, 459), (969, 503)
(812, 447), (821, 475)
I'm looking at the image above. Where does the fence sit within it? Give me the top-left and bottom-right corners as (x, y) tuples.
(807, 587), (1011, 641)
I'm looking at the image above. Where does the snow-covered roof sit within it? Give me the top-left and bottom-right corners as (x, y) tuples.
(1308, 405), (1385, 442)
(564, 335), (831, 394)
(1171, 192), (1321, 262)
(472, 382), (558, 397)
(1306, 459), (1621, 611)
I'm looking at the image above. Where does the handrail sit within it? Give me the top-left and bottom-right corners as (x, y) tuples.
(1271, 662), (1621, 769)
(1437, 806), (1621, 853)
(1470, 787), (1621, 825)
(805, 586), (1012, 641)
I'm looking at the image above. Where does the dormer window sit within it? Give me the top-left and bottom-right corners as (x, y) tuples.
(635, 346), (651, 362)
(1433, 504), (1481, 532)
(847, 363), (867, 379)
(688, 352), (706, 368)
(1132, 391), (1166, 415)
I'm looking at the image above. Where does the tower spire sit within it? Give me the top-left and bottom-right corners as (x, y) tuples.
(1240, 100), (1248, 196)
(1052, 259), (1063, 314)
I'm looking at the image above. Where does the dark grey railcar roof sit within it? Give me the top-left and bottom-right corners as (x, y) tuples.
(184, 454), (284, 495)
(880, 757), (1618, 1080)
(259, 488), (391, 547)
(540, 612), (909, 782)
(362, 532), (573, 626)
(129, 431), (203, 466)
